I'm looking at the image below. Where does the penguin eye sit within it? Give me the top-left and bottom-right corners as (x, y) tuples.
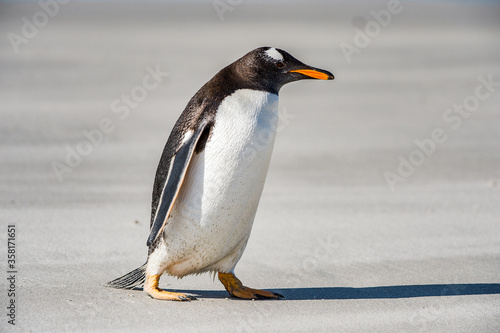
(276, 61), (285, 68)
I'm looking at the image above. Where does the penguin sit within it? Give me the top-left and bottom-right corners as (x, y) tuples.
(107, 47), (334, 301)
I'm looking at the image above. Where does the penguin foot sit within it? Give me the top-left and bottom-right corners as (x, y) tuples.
(218, 272), (284, 300)
(144, 274), (196, 301)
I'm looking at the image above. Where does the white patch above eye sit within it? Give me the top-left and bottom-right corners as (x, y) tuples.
(265, 47), (284, 61)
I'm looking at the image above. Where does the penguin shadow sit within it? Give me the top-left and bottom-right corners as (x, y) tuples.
(167, 283), (500, 301)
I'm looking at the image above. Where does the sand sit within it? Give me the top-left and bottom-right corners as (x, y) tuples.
(0, 1), (499, 332)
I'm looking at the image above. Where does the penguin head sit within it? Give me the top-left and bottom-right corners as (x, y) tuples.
(232, 46), (334, 94)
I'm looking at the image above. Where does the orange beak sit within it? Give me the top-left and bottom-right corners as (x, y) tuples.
(290, 69), (334, 80)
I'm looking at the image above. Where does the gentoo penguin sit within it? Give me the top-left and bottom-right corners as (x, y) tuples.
(107, 47), (334, 301)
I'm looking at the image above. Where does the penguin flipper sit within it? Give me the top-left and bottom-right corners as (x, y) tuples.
(147, 121), (209, 247)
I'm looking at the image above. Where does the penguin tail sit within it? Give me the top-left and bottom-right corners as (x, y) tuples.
(106, 263), (147, 290)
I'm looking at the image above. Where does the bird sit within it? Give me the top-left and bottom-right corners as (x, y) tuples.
(107, 47), (334, 301)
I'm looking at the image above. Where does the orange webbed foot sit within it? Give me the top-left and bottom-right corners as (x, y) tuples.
(218, 272), (284, 300)
(144, 274), (196, 301)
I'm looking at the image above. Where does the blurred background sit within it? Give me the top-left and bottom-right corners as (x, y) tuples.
(1, 1), (499, 332)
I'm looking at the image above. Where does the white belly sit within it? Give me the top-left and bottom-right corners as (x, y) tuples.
(148, 89), (279, 277)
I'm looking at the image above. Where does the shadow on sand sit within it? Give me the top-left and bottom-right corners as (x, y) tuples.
(169, 283), (500, 300)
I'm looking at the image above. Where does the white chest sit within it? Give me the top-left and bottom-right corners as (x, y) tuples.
(177, 89), (279, 224)
(201, 89), (280, 203)
(158, 89), (280, 275)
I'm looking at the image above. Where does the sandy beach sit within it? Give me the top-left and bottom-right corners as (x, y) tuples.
(1, 1), (499, 332)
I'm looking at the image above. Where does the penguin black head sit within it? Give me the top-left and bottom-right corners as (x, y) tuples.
(229, 46), (334, 94)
